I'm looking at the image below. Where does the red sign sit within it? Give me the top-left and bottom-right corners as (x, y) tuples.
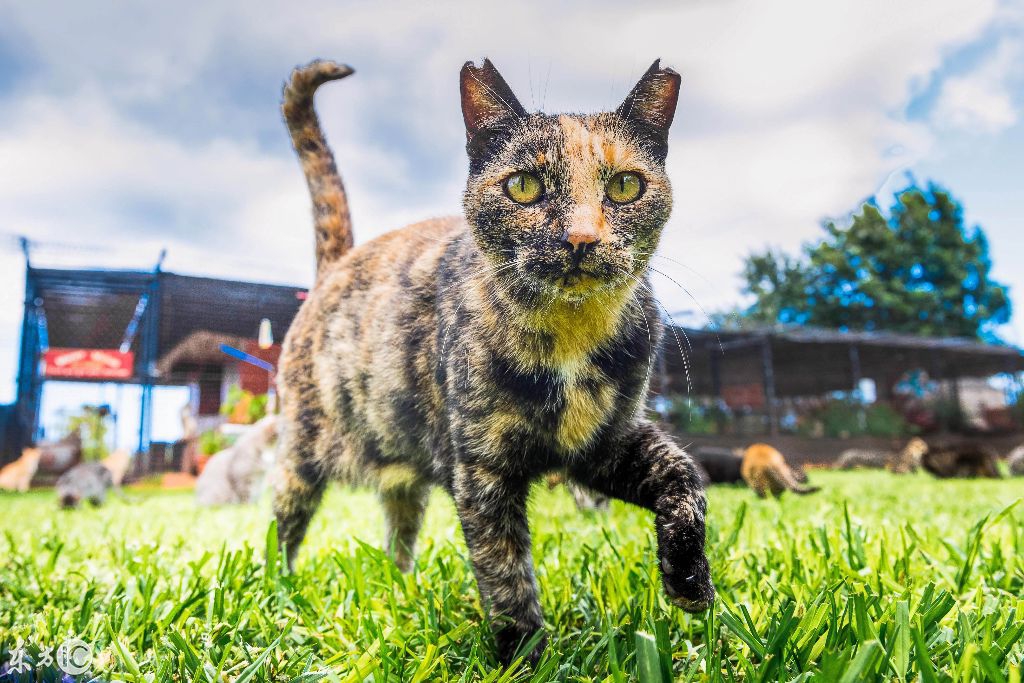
(721, 382), (766, 409)
(43, 348), (135, 380)
(239, 341), (280, 394)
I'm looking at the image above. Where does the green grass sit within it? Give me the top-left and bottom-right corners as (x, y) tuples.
(1, 471), (1023, 681)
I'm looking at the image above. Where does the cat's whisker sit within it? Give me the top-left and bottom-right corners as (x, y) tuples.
(467, 72), (521, 120)
(436, 260), (515, 299)
(646, 265), (723, 355)
(621, 270), (693, 396)
(635, 252), (716, 287)
(436, 260), (519, 362)
(541, 59), (552, 111)
(619, 275), (656, 420)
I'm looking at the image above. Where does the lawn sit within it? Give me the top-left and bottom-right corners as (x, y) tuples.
(1, 471), (1022, 681)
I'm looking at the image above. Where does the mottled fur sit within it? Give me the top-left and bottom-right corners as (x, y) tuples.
(835, 437), (928, 473)
(921, 443), (1001, 479)
(274, 58), (713, 665)
(0, 448), (41, 492)
(56, 461), (113, 508)
(196, 416), (279, 506)
(739, 444), (819, 498)
(282, 60), (355, 275)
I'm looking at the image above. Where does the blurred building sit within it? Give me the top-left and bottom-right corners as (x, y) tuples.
(657, 326), (1024, 462)
(1, 253), (305, 464)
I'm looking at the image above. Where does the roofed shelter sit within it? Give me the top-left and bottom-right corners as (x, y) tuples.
(659, 325), (1024, 436)
(7, 245), (306, 461)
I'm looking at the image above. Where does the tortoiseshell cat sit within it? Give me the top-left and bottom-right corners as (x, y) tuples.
(275, 57), (714, 665)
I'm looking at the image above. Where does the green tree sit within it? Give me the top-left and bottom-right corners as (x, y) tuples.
(741, 184), (1011, 339)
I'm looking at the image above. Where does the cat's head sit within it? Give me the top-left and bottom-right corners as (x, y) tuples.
(460, 59), (680, 303)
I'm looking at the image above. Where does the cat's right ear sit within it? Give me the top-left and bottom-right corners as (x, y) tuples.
(460, 59), (526, 164)
(616, 59), (681, 161)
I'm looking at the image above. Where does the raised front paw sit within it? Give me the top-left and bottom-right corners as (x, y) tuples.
(660, 552), (715, 612)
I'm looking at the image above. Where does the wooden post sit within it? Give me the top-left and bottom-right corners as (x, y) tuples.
(761, 337), (779, 436)
(950, 373), (962, 431)
(848, 344), (862, 391)
(930, 351), (949, 434)
(848, 344), (865, 431)
(710, 349), (724, 435)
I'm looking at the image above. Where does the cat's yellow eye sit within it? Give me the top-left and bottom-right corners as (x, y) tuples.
(606, 172), (644, 204)
(504, 172), (543, 204)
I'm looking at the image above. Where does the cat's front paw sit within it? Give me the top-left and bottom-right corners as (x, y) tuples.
(660, 553), (715, 612)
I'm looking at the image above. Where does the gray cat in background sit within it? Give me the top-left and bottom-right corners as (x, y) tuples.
(195, 416), (279, 506)
(1008, 445), (1024, 476)
(56, 462), (114, 508)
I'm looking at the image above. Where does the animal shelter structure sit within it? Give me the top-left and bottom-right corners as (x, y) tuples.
(658, 326), (1024, 438)
(3, 245), (306, 464)
(7, 242), (1022, 466)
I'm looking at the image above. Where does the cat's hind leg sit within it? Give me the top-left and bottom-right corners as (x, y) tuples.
(273, 420), (329, 569)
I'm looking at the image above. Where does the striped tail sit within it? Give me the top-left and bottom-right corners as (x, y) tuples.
(282, 60), (356, 273)
(778, 466), (820, 495)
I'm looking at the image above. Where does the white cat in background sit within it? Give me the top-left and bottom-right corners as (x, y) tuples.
(195, 416), (279, 506)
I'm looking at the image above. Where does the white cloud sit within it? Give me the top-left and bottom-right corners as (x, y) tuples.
(0, 0), (1021, 402)
(932, 41), (1021, 133)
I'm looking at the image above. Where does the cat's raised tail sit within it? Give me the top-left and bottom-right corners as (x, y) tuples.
(283, 60), (356, 273)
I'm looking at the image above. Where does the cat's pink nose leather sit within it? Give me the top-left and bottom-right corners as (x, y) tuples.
(563, 205), (604, 249)
(564, 226), (600, 249)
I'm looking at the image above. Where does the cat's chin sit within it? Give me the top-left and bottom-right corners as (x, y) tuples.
(541, 273), (631, 304)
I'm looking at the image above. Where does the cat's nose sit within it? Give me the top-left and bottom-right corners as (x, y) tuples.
(561, 205), (605, 262)
(561, 226), (601, 252)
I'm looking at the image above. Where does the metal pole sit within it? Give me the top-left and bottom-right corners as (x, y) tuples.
(14, 240), (40, 449)
(137, 265), (163, 454)
(761, 337), (779, 436)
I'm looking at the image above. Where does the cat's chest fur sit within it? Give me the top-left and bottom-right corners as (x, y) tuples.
(460, 288), (638, 458)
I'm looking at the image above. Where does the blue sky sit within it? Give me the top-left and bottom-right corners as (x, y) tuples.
(0, 0), (1022, 406)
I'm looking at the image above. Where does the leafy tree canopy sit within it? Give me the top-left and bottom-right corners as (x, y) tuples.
(740, 184), (1011, 340)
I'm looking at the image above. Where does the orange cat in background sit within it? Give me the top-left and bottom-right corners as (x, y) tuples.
(740, 443), (820, 498)
(101, 448), (132, 487)
(0, 448), (42, 492)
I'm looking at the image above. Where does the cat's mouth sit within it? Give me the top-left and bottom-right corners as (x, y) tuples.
(561, 266), (596, 285)
(542, 263), (623, 297)
(515, 254), (630, 299)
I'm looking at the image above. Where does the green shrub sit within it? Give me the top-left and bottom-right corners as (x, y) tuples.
(65, 404), (112, 461)
(198, 429), (235, 456)
(863, 403), (913, 437)
(805, 398), (912, 438)
(664, 396), (725, 435)
(220, 385), (269, 424)
(817, 399), (863, 438)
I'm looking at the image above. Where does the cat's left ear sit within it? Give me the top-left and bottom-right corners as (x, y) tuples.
(460, 59), (526, 136)
(460, 59), (526, 167)
(616, 59), (681, 159)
